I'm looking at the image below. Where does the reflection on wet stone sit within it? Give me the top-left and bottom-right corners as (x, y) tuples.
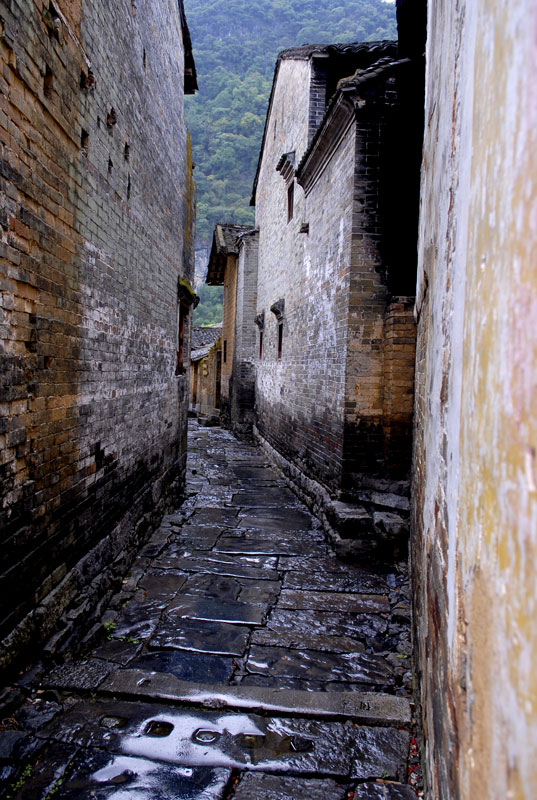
(150, 619), (251, 656)
(246, 645), (393, 687)
(55, 750), (231, 800)
(138, 572), (188, 604)
(251, 627), (367, 655)
(238, 510), (313, 531)
(167, 595), (266, 625)
(232, 772), (349, 800)
(181, 573), (243, 600)
(191, 508), (239, 526)
(283, 569), (388, 594)
(278, 589), (390, 614)
(265, 608), (388, 641)
(353, 781), (419, 799)
(129, 650), (236, 683)
(215, 536), (313, 556)
(153, 554), (279, 581)
(112, 601), (166, 641)
(7, 423), (417, 798)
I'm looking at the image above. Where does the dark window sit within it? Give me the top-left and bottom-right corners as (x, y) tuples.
(259, 330), (263, 359)
(44, 66), (53, 98)
(107, 107), (117, 129)
(287, 182), (294, 223)
(176, 302), (188, 375)
(223, 339), (227, 363)
(277, 322), (283, 360)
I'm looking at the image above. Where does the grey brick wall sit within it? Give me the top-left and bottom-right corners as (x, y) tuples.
(0, 0), (195, 673)
(253, 51), (416, 496)
(230, 229), (258, 433)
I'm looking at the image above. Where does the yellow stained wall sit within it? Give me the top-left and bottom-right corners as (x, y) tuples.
(413, 2), (537, 798)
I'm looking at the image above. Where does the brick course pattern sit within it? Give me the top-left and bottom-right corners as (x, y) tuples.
(253, 45), (415, 496)
(0, 0), (195, 673)
(230, 230), (259, 434)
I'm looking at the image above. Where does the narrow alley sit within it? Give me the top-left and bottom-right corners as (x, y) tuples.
(1, 422), (419, 799)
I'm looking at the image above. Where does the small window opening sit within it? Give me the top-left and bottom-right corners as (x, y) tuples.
(124, 142), (130, 162)
(143, 49), (147, 70)
(259, 330), (263, 359)
(108, 158), (113, 174)
(44, 65), (53, 98)
(80, 68), (95, 91)
(97, 116), (101, 128)
(127, 174), (131, 200)
(81, 129), (89, 154)
(287, 182), (294, 223)
(223, 340), (227, 364)
(176, 302), (188, 375)
(107, 107), (117, 129)
(44, 2), (61, 38)
(277, 322), (283, 360)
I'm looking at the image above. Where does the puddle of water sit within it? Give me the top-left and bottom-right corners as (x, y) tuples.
(87, 754), (229, 799)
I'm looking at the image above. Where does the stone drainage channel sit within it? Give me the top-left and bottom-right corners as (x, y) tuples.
(0, 422), (422, 799)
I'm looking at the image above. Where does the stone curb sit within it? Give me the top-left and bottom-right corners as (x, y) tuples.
(98, 668), (412, 727)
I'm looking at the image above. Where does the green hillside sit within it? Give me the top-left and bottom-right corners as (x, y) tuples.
(184, 0), (397, 250)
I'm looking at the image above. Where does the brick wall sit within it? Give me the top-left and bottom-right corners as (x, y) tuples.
(382, 297), (415, 476)
(220, 254), (237, 425)
(196, 341), (221, 425)
(0, 0), (195, 673)
(308, 58), (327, 141)
(254, 56), (349, 490)
(255, 53), (417, 496)
(342, 117), (390, 487)
(230, 230), (258, 434)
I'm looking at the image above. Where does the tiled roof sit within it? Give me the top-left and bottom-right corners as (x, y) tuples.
(278, 40), (396, 62)
(206, 223), (253, 285)
(214, 224), (251, 256)
(251, 40), (397, 205)
(191, 324), (222, 351)
(296, 56), (415, 192)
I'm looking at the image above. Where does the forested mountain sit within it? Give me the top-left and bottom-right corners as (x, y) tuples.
(186, 0), (397, 323)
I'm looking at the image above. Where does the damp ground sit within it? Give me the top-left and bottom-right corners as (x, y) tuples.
(0, 421), (422, 799)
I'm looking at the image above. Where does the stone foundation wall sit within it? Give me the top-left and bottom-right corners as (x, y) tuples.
(0, 0), (194, 673)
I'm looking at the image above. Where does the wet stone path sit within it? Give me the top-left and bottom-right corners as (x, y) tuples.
(1, 422), (420, 799)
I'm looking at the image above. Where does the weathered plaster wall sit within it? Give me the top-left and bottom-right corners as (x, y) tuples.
(413, 1), (537, 796)
(0, 0), (194, 672)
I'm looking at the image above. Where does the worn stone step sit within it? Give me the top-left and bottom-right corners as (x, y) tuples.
(99, 668), (411, 727)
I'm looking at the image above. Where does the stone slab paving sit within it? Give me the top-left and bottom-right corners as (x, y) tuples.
(0, 422), (420, 799)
